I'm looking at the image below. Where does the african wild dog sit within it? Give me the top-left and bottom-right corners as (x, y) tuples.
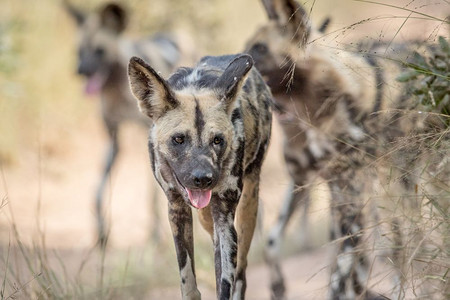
(128, 54), (272, 299)
(65, 2), (191, 245)
(245, 0), (448, 299)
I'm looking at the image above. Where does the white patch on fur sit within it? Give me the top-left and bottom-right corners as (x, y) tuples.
(337, 252), (353, 277)
(232, 280), (243, 300)
(348, 125), (365, 141)
(351, 224), (360, 235)
(330, 272), (340, 292)
(235, 124), (245, 139)
(306, 129), (332, 159)
(180, 251), (201, 299)
(186, 68), (201, 83)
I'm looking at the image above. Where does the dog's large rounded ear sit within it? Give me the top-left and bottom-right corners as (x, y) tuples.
(63, 0), (85, 26)
(100, 3), (127, 34)
(261, 0), (310, 42)
(128, 57), (178, 120)
(215, 54), (253, 112)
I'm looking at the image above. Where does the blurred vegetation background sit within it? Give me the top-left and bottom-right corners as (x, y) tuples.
(0, 0), (448, 299)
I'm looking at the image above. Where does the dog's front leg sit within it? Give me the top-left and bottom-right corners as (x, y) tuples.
(96, 124), (119, 247)
(211, 193), (239, 300)
(168, 193), (201, 300)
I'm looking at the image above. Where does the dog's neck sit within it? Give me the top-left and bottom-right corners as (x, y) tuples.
(269, 62), (332, 122)
(265, 60), (308, 96)
(104, 62), (127, 88)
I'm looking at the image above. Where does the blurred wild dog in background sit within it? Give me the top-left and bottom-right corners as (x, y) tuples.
(128, 54), (273, 299)
(246, 0), (449, 299)
(64, 1), (195, 246)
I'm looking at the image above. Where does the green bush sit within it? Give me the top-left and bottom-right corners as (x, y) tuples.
(397, 36), (450, 123)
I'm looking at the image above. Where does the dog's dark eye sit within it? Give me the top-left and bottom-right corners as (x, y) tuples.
(213, 136), (224, 145)
(95, 47), (105, 57)
(173, 136), (185, 145)
(253, 43), (268, 55)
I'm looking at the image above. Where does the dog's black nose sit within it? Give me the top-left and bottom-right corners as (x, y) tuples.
(193, 172), (213, 189)
(77, 63), (88, 76)
(77, 61), (95, 76)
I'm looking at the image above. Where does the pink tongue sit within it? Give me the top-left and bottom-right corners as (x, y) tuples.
(84, 73), (104, 96)
(186, 189), (212, 209)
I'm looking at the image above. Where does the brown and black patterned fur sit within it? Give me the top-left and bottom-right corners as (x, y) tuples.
(128, 54), (272, 299)
(65, 2), (191, 245)
(245, 0), (448, 299)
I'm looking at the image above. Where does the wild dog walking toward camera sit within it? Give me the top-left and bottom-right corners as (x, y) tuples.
(246, 0), (448, 299)
(128, 54), (272, 299)
(65, 2), (193, 245)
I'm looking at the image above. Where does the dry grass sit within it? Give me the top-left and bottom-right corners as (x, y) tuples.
(369, 129), (450, 298)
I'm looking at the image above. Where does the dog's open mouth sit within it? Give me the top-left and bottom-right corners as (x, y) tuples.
(185, 189), (212, 209)
(172, 171), (212, 209)
(84, 72), (107, 96)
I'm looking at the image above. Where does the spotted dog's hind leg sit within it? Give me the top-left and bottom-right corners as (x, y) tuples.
(328, 174), (380, 300)
(265, 180), (309, 300)
(167, 193), (201, 300)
